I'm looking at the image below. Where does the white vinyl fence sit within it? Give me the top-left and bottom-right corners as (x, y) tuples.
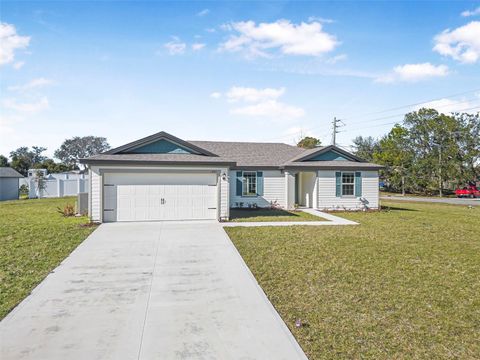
(28, 178), (89, 198)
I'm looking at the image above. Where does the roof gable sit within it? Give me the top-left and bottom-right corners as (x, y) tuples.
(290, 145), (365, 163)
(125, 139), (193, 154)
(308, 149), (352, 161)
(104, 131), (218, 156)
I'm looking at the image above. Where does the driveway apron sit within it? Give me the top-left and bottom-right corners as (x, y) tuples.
(0, 221), (307, 360)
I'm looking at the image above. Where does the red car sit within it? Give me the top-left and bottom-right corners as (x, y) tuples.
(455, 184), (480, 198)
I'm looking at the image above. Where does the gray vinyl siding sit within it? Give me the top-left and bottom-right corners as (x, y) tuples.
(317, 170), (379, 210)
(0, 178), (19, 201)
(219, 168), (229, 219)
(229, 170), (285, 208)
(89, 167), (102, 222)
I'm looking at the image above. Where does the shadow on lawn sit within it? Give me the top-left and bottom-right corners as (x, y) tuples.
(381, 205), (418, 212)
(229, 208), (303, 220)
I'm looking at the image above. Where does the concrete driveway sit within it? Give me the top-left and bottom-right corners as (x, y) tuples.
(0, 222), (307, 360)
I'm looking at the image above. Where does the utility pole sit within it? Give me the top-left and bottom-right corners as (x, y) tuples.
(332, 117), (343, 146)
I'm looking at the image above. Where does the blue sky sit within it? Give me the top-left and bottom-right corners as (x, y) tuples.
(1, 1), (480, 157)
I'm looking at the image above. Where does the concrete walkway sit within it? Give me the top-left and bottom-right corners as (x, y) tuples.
(0, 222), (307, 360)
(222, 209), (358, 227)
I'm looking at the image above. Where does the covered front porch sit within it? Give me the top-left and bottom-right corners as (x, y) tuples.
(284, 170), (318, 209)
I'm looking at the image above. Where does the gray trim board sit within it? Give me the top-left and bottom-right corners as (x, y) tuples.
(283, 165), (383, 171)
(99, 168), (221, 175)
(230, 166), (280, 171)
(81, 160), (236, 167)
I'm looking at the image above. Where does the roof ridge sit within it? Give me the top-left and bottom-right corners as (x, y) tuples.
(189, 140), (297, 146)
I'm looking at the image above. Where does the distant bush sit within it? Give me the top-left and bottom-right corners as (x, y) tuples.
(19, 184), (29, 196)
(57, 204), (75, 217)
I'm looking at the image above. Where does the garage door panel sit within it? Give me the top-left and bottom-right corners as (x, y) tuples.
(104, 172), (217, 186)
(104, 173), (218, 222)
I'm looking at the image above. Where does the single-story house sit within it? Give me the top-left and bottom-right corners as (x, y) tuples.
(0, 167), (23, 201)
(80, 131), (382, 222)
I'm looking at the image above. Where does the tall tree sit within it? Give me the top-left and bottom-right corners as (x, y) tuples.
(453, 112), (480, 183)
(352, 136), (378, 162)
(370, 108), (480, 196)
(54, 136), (110, 169)
(34, 159), (73, 173)
(373, 125), (413, 195)
(404, 108), (467, 196)
(297, 136), (321, 149)
(9, 146), (47, 176)
(0, 155), (9, 167)
(32, 146), (48, 163)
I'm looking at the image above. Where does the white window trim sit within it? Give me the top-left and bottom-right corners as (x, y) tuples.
(341, 171), (355, 197)
(242, 171), (257, 197)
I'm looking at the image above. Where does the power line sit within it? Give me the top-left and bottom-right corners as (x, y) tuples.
(262, 127), (331, 143)
(345, 96), (480, 126)
(339, 87), (480, 121)
(346, 105), (480, 133)
(261, 88), (480, 143)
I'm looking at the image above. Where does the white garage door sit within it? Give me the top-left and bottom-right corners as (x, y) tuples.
(103, 172), (218, 222)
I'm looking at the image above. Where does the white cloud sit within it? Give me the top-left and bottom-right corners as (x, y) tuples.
(163, 37), (186, 55)
(0, 22), (30, 65)
(433, 21), (480, 63)
(226, 86), (285, 103)
(0, 114), (22, 135)
(230, 100), (305, 119)
(376, 63), (449, 83)
(307, 16), (335, 24)
(414, 93), (480, 114)
(2, 97), (49, 113)
(325, 53), (347, 64)
(214, 86), (304, 119)
(8, 78), (53, 92)
(192, 43), (206, 51)
(13, 61), (25, 70)
(219, 19), (339, 58)
(461, 7), (480, 17)
(197, 9), (210, 17)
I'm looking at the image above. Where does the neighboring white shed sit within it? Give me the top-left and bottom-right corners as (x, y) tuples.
(0, 167), (23, 201)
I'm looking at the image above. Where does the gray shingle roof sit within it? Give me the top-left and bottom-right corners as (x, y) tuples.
(0, 167), (23, 178)
(81, 132), (382, 169)
(189, 141), (305, 167)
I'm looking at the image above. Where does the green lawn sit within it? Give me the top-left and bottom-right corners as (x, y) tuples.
(226, 201), (480, 359)
(229, 208), (326, 222)
(0, 197), (97, 319)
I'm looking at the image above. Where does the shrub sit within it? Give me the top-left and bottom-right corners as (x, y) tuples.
(57, 204), (75, 217)
(19, 184), (29, 196)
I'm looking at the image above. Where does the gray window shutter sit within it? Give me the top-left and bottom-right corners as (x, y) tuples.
(335, 172), (341, 197)
(355, 172), (362, 197)
(236, 171), (243, 196)
(257, 171), (263, 196)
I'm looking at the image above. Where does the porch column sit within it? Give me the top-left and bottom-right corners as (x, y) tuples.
(219, 168), (230, 221)
(312, 171), (319, 209)
(284, 170), (296, 210)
